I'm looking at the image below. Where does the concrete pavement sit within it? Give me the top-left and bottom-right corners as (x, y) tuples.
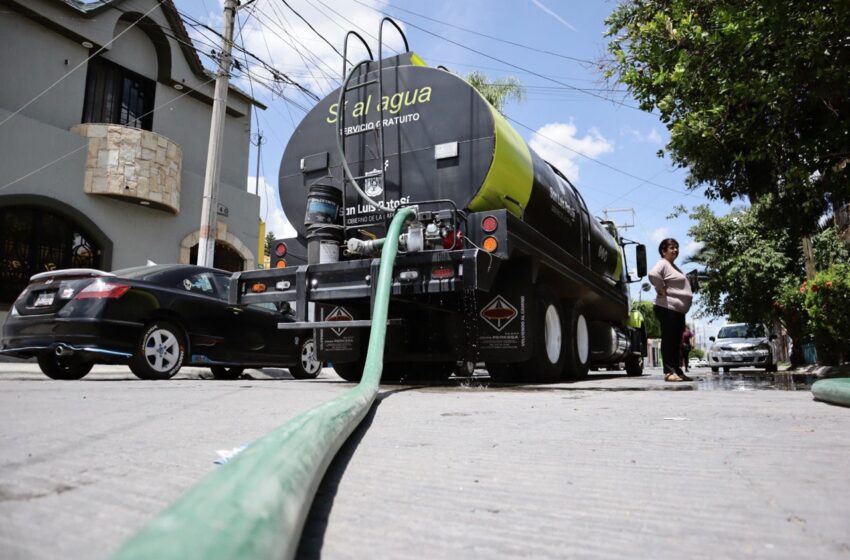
(1, 363), (848, 559)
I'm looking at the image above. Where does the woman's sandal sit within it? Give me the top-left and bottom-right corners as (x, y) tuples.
(664, 372), (685, 382)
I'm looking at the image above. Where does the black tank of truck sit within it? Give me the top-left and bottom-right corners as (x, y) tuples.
(279, 53), (623, 285)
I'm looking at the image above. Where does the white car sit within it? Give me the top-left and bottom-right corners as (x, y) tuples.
(708, 323), (778, 373)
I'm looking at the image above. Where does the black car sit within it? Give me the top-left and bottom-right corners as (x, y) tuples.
(0, 264), (321, 380)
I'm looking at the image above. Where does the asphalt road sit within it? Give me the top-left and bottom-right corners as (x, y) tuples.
(1, 363), (848, 559)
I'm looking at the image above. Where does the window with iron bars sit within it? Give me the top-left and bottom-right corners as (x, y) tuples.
(82, 57), (155, 131)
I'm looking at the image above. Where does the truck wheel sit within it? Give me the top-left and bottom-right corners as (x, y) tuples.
(333, 360), (363, 382)
(561, 300), (590, 379)
(487, 363), (522, 383)
(520, 288), (566, 383)
(625, 355), (644, 376)
(711, 367), (719, 373)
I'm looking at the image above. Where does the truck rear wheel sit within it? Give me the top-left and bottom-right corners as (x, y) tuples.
(561, 300), (590, 379)
(625, 355), (644, 376)
(520, 288), (566, 383)
(487, 363), (522, 383)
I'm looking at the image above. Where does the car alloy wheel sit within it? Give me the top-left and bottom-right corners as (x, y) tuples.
(290, 338), (322, 379)
(130, 321), (185, 380)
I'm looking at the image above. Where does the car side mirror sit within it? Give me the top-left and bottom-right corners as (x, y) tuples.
(709, 336), (715, 342)
(636, 244), (647, 278)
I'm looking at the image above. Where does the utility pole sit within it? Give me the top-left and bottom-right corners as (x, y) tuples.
(197, 0), (238, 268)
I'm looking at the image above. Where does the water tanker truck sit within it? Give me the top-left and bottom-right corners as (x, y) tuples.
(233, 27), (648, 383)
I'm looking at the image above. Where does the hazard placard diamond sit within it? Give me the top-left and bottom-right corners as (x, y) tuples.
(480, 295), (518, 332)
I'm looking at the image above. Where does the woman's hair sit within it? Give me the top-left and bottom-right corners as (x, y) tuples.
(658, 238), (679, 256)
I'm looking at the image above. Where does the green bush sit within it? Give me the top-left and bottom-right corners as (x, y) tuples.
(802, 263), (850, 365)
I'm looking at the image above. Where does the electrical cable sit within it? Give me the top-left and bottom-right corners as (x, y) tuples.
(0, 75), (216, 193)
(350, 0), (640, 111)
(507, 116), (698, 198)
(368, 0), (595, 65)
(0, 0), (167, 129)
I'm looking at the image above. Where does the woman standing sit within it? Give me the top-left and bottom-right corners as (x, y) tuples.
(648, 238), (694, 382)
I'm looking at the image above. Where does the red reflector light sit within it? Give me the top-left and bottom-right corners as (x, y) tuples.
(74, 279), (130, 299)
(432, 266), (454, 279)
(481, 215), (498, 233)
(442, 230), (463, 250)
(275, 242), (287, 257)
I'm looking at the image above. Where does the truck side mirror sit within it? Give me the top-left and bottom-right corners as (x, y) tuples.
(709, 336), (715, 342)
(636, 244), (647, 278)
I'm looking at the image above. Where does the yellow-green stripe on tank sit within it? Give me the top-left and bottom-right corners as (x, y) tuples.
(409, 52), (427, 67)
(613, 249), (623, 280)
(469, 102), (533, 218)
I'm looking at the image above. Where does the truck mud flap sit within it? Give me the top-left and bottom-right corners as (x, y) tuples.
(316, 304), (362, 363)
(474, 260), (533, 363)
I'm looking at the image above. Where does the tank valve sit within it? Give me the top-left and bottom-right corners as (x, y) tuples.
(346, 237), (385, 256)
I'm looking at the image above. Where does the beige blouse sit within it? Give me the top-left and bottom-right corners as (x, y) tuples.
(648, 259), (693, 314)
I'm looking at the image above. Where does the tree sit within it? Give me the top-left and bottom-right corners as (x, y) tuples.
(465, 71), (525, 113)
(683, 204), (801, 323)
(264, 231), (275, 257)
(632, 300), (661, 339)
(604, 1), (850, 237)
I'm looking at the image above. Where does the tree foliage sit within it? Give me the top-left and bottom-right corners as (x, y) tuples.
(605, 1), (850, 236)
(632, 300), (661, 339)
(264, 231), (275, 257)
(465, 71), (525, 113)
(684, 204), (801, 323)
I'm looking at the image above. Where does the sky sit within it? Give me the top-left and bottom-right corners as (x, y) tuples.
(183, 0), (734, 344)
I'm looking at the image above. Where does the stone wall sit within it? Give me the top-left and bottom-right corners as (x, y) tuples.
(73, 123), (181, 213)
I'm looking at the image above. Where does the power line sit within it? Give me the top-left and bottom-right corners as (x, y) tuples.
(507, 116), (697, 198)
(0, 0), (167, 129)
(350, 0), (640, 111)
(279, 0), (346, 63)
(0, 75), (216, 193)
(368, 0), (595, 65)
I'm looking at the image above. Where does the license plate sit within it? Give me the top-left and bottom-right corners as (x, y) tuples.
(732, 356), (744, 362)
(34, 292), (55, 306)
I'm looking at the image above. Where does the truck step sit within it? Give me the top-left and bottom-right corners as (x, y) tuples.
(277, 319), (403, 330)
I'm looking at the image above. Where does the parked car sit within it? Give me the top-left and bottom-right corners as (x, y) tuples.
(707, 323), (778, 373)
(0, 265), (321, 380)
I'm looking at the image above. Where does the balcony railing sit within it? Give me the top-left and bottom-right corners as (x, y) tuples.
(73, 123), (182, 213)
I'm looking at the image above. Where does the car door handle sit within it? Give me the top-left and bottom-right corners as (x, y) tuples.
(227, 306), (243, 315)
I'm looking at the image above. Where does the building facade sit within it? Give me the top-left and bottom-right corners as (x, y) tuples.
(0, 0), (263, 311)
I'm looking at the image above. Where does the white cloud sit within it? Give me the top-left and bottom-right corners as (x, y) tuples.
(647, 128), (663, 144)
(621, 126), (664, 145)
(650, 227), (669, 242)
(248, 175), (297, 240)
(530, 0), (576, 31)
(681, 240), (703, 260)
(200, 0), (406, 97)
(529, 121), (613, 182)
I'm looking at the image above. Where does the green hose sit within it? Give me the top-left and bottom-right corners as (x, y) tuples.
(112, 207), (415, 560)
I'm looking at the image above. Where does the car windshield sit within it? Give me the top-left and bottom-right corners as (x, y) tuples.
(717, 324), (765, 339)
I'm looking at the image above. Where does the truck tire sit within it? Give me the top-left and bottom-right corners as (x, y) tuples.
(520, 288), (566, 383)
(333, 360), (364, 382)
(487, 363), (522, 383)
(625, 355), (644, 376)
(561, 300), (590, 379)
